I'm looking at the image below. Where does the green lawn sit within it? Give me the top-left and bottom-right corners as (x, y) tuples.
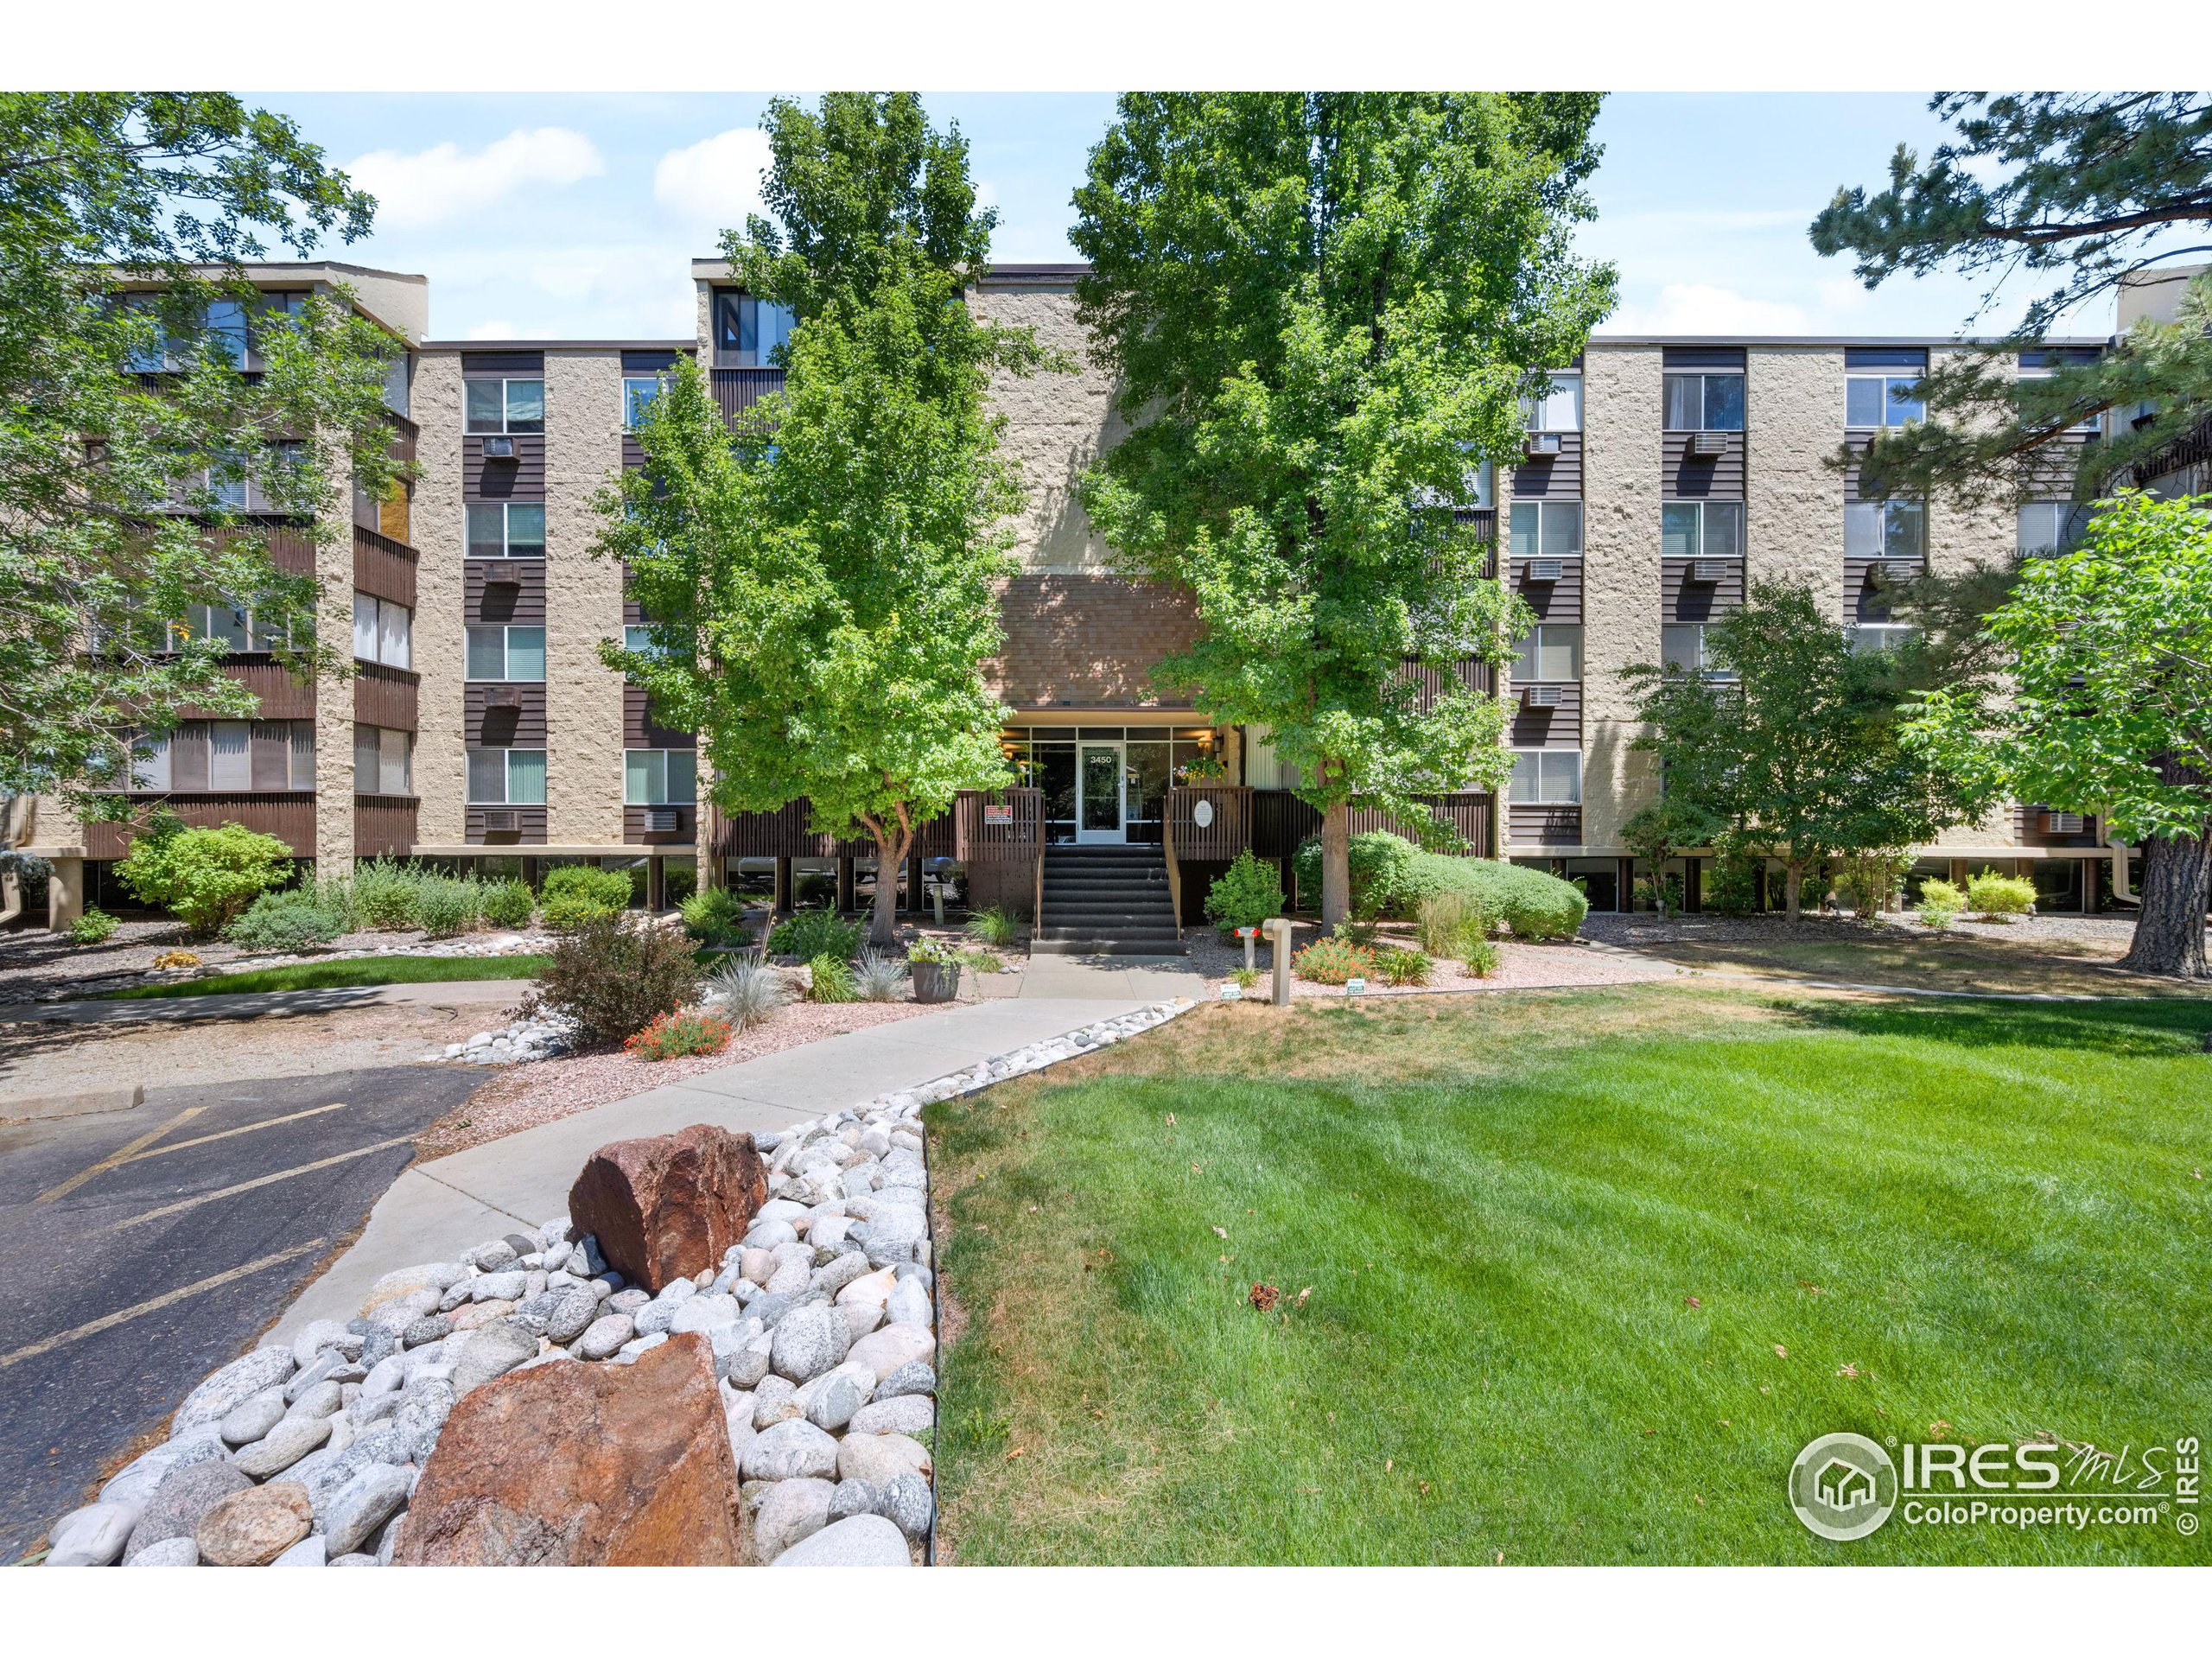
(928, 985), (2212, 1564)
(1621, 926), (2209, 999)
(102, 954), (550, 998)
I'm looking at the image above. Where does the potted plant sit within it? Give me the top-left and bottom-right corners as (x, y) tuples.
(908, 937), (963, 1003)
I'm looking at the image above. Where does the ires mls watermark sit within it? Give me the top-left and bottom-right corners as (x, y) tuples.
(1789, 1431), (2202, 1541)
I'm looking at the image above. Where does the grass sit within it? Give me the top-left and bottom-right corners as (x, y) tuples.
(101, 954), (550, 999)
(928, 983), (2212, 1564)
(1625, 925), (2209, 999)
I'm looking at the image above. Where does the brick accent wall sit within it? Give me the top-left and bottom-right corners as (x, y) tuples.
(986, 573), (1204, 710)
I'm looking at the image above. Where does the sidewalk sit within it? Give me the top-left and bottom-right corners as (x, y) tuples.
(276, 978), (1188, 1339)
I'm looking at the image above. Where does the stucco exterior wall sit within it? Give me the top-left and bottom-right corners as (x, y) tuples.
(1580, 344), (1662, 726)
(410, 353), (467, 849)
(313, 451), (358, 871)
(1746, 346), (1847, 617)
(542, 351), (630, 847)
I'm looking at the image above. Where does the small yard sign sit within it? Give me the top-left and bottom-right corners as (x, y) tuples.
(983, 803), (1012, 825)
(1344, 976), (1367, 996)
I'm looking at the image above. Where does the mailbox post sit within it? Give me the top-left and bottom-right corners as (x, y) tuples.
(1260, 917), (1294, 1007)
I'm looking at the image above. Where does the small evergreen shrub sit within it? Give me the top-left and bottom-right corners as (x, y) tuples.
(1967, 868), (2037, 921)
(536, 912), (701, 1044)
(67, 907), (118, 944)
(623, 1008), (732, 1061)
(542, 865), (634, 912)
(680, 885), (752, 947)
(1394, 855), (1587, 940)
(664, 864), (699, 907)
(118, 821), (292, 938)
(480, 880), (536, 929)
(807, 951), (857, 1002)
(769, 909), (863, 961)
(963, 905), (1022, 949)
(1376, 946), (1432, 986)
(1292, 935), (1377, 985)
(1291, 832), (1419, 918)
(704, 957), (790, 1031)
(1203, 851), (1287, 937)
(226, 891), (347, 953)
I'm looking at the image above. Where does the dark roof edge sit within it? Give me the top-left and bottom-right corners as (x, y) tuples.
(418, 340), (696, 353)
(1586, 334), (2109, 348)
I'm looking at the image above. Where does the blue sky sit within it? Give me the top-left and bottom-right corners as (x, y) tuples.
(252, 92), (2120, 344)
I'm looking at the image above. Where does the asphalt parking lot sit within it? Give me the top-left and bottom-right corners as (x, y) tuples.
(0, 1065), (485, 1561)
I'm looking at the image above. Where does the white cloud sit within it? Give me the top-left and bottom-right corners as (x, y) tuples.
(348, 129), (605, 233)
(467, 319), (519, 340)
(1600, 283), (1810, 336)
(653, 129), (773, 237)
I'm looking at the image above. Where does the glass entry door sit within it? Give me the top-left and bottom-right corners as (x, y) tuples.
(1077, 742), (1126, 842)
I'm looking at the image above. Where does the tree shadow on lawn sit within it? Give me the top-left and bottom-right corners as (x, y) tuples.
(1769, 990), (2212, 1058)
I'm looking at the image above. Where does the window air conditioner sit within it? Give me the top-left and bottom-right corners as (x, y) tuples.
(482, 565), (521, 587)
(1688, 431), (1727, 458)
(2043, 810), (2085, 836)
(480, 808), (518, 831)
(1527, 558), (1563, 583)
(1690, 559), (1727, 584)
(1524, 432), (1562, 457)
(1879, 558), (1918, 582)
(486, 685), (523, 708)
(645, 807), (681, 833)
(482, 435), (518, 461)
(1524, 683), (1564, 708)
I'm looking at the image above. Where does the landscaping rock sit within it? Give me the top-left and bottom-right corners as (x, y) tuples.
(575, 1313), (634, 1359)
(771, 1302), (851, 1384)
(846, 1322), (935, 1382)
(837, 1431), (931, 1488)
(232, 1412), (330, 1478)
(879, 1471), (934, 1541)
(270, 1534), (326, 1567)
(540, 1287), (599, 1344)
(218, 1389), (287, 1448)
(46, 1503), (137, 1567)
(450, 1321), (539, 1394)
(741, 1418), (840, 1482)
(173, 1346), (296, 1433)
(753, 1477), (833, 1563)
(123, 1460), (251, 1562)
(767, 1512), (910, 1567)
(126, 1536), (199, 1567)
(849, 1393), (933, 1436)
(567, 1123), (768, 1295)
(396, 1333), (741, 1566)
(324, 1464), (411, 1557)
(99, 1429), (229, 1512)
(874, 1361), (936, 1401)
(194, 1482), (311, 1567)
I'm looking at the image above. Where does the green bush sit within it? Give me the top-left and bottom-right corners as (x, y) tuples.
(1414, 889), (1493, 956)
(623, 1008), (731, 1061)
(1203, 850), (1287, 937)
(1334, 918), (1382, 948)
(414, 877), (481, 939)
(1917, 877), (1964, 930)
(1704, 851), (1762, 918)
(807, 951), (857, 1003)
(226, 891), (347, 953)
(1633, 873), (1684, 916)
(67, 906), (118, 944)
(664, 864), (699, 907)
(1229, 964), (1262, 992)
(1460, 935), (1500, 976)
(542, 865), (634, 912)
(1967, 868), (2037, 921)
(1837, 852), (1914, 918)
(534, 912), (700, 1044)
(351, 857), (426, 930)
(480, 880), (536, 929)
(1376, 946), (1431, 986)
(118, 821), (292, 938)
(769, 909), (863, 961)
(1292, 934), (1377, 985)
(679, 885), (752, 947)
(1290, 832), (1419, 918)
(1395, 855), (1588, 941)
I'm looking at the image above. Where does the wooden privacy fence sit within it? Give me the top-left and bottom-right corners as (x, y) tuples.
(1165, 786), (1252, 861)
(954, 788), (1044, 922)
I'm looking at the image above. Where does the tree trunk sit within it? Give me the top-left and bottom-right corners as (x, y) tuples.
(869, 828), (912, 949)
(1783, 860), (1805, 919)
(2118, 829), (2212, 978)
(1320, 797), (1352, 931)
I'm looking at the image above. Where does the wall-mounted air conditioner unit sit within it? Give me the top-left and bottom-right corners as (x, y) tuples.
(1527, 558), (1563, 583)
(1524, 432), (1562, 457)
(2043, 810), (2086, 836)
(486, 685), (523, 708)
(480, 808), (518, 831)
(482, 435), (518, 460)
(1879, 558), (1918, 582)
(645, 807), (681, 833)
(1524, 683), (1564, 708)
(1690, 559), (1727, 584)
(1688, 431), (1728, 458)
(481, 565), (521, 588)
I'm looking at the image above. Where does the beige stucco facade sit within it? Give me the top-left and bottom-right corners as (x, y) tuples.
(1745, 346), (1847, 617)
(410, 351), (468, 850)
(541, 350), (631, 847)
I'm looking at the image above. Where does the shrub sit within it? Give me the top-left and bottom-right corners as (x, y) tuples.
(541, 892), (616, 931)
(964, 905), (1022, 949)
(414, 877), (481, 939)
(1395, 855), (1587, 941)
(1967, 868), (2037, 921)
(680, 885), (752, 947)
(663, 864), (699, 907)
(1203, 851), (1287, 937)
(1290, 832), (1418, 918)
(535, 912), (700, 1045)
(225, 891), (347, 953)
(1292, 934), (1377, 985)
(1704, 851), (1762, 918)
(1229, 964), (1262, 991)
(1414, 889), (1492, 956)
(542, 865), (634, 912)
(1836, 852), (1914, 918)
(480, 880), (536, 929)
(1917, 877), (1964, 930)
(1459, 935), (1501, 976)
(807, 951), (857, 1003)
(67, 906), (118, 944)
(1376, 946), (1431, 986)
(704, 957), (790, 1031)
(118, 822), (292, 938)
(623, 1008), (732, 1061)
(853, 950), (910, 1001)
(150, 949), (201, 969)
(351, 858), (426, 930)
(769, 909), (863, 961)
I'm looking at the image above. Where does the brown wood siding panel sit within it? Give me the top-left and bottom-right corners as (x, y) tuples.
(1401, 658), (1494, 714)
(465, 683), (548, 747)
(353, 525), (418, 607)
(1845, 555), (1925, 621)
(1661, 557), (1745, 622)
(1249, 790), (1492, 860)
(1662, 431), (1746, 498)
(353, 664), (419, 730)
(623, 805), (697, 845)
(1510, 433), (1582, 499)
(709, 798), (876, 860)
(84, 793), (315, 858)
(621, 435), (645, 472)
(354, 797), (417, 858)
(264, 527), (317, 577)
(466, 559), (546, 625)
(710, 367), (785, 421)
(464, 435), (546, 499)
(1662, 346), (1747, 370)
(623, 686), (693, 749)
(461, 351), (544, 376)
(180, 658), (315, 721)
(1508, 804), (1581, 845)
(1510, 683), (1583, 749)
(1510, 556), (1583, 624)
(467, 804), (547, 845)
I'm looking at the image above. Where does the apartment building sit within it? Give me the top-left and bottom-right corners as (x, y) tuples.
(22, 256), (2160, 928)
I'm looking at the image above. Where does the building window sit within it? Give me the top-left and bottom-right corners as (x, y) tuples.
(1509, 499), (1583, 559)
(466, 500), (546, 558)
(1846, 373), (1923, 429)
(1662, 372), (1745, 432)
(353, 724), (414, 796)
(352, 594), (412, 669)
(713, 292), (794, 367)
(2018, 350), (2102, 434)
(2018, 500), (2092, 556)
(176, 601), (288, 652)
(124, 721), (309, 791)
(1845, 500), (1926, 560)
(624, 748), (697, 806)
(1528, 372), (1582, 433)
(622, 375), (667, 430)
(1510, 748), (1582, 805)
(1661, 623), (1737, 679)
(1661, 499), (1744, 560)
(1510, 625), (1583, 683)
(467, 748), (547, 805)
(465, 377), (544, 435)
(466, 625), (546, 682)
(1847, 623), (1918, 656)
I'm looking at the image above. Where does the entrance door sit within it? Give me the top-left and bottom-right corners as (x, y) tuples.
(1077, 742), (1126, 842)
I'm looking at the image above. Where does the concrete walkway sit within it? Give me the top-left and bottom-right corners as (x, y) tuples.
(276, 973), (1189, 1340)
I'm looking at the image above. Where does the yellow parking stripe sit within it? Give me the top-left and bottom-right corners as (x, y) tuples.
(116, 1103), (347, 1166)
(0, 1239), (327, 1372)
(98, 1135), (418, 1233)
(33, 1105), (208, 1205)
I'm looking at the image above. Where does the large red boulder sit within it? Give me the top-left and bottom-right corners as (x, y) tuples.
(394, 1333), (743, 1566)
(568, 1122), (767, 1294)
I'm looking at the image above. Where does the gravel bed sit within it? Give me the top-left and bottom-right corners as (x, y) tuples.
(1181, 920), (1681, 1001)
(0, 923), (554, 1004)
